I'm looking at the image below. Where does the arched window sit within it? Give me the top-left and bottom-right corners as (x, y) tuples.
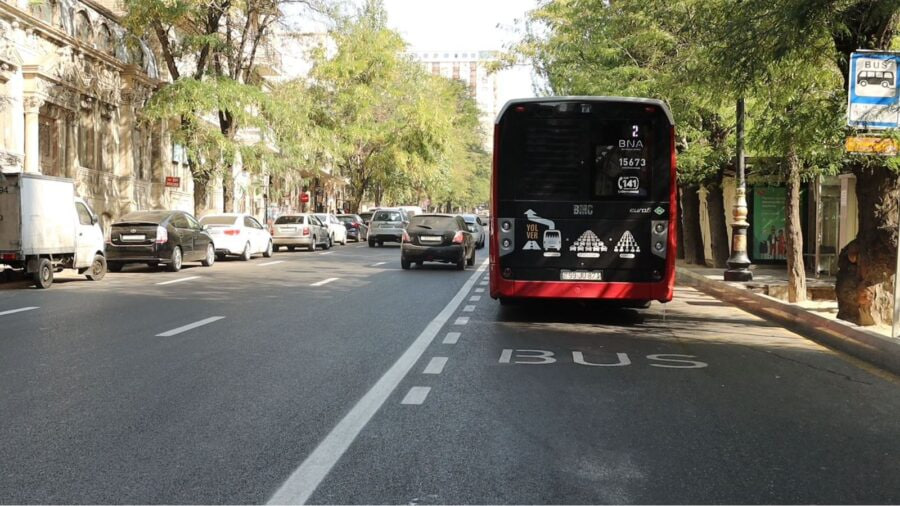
(128, 42), (144, 69)
(29, 0), (57, 26)
(75, 11), (92, 43)
(97, 24), (114, 56)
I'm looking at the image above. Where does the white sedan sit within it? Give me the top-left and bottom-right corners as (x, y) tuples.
(314, 213), (348, 245)
(200, 213), (274, 260)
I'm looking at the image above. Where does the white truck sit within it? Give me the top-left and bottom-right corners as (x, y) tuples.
(0, 173), (107, 288)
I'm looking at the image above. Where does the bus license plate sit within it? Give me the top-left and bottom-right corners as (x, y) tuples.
(561, 270), (602, 281)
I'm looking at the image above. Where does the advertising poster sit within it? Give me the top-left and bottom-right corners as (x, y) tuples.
(752, 187), (786, 261)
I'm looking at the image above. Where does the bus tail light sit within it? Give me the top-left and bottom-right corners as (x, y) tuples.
(651, 220), (668, 259)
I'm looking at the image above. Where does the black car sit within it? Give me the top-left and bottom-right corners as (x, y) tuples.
(401, 214), (476, 270)
(107, 210), (216, 272)
(337, 214), (369, 242)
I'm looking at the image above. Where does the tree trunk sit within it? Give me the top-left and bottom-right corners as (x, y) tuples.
(785, 148), (806, 303)
(836, 164), (900, 326)
(705, 183), (730, 268)
(681, 184), (705, 265)
(192, 165), (210, 218)
(676, 186), (685, 260)
(223, 171), (235, 213)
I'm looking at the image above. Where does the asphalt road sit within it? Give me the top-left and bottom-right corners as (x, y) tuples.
(1, 242), (899, 504)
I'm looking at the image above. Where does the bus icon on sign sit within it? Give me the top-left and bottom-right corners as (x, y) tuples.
(858, 70), (895, 89)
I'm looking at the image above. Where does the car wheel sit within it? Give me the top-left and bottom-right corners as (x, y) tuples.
(86, 254), (107, 281)
(341, 234), (347, 245)
(240, 242), (251, 261)
(308, 237), (316, 252)
(326, 236), (333, 250)
(401, 257), (411, 270)
(273, 245), (281, 253)
(263, 241), (274, 258)
(108, 262), (124, 273)
(34, 258), (53, 289)
(201, 243), (216, 267)
(377, 241), (383, 247)
(368, 239), (375, 247)
(467, 247), (475, 266)
(168, 246), (183, 272)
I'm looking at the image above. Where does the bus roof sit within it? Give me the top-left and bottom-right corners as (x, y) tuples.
(496, 96), (674, 126)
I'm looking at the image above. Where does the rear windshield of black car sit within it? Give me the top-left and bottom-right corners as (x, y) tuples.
(275, 215), (305, 224)
(337, 216), (355, 223)
(117, 211), (170, 224)
(409, 216), (457, 230)
(373, 211), (402, 222)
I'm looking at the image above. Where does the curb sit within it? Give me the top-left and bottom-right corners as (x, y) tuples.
(677, 267), (900, 377)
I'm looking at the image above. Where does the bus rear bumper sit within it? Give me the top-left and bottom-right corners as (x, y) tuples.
(489, 265), (674, 303)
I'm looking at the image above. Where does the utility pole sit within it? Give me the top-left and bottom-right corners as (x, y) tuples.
(725, 97), (753, 281)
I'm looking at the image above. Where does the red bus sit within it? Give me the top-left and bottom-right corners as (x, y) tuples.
(489, 97), (677, 305)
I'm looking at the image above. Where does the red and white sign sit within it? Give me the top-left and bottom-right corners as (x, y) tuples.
(165, 176), (180, 188)
(300, 192), (310, 203)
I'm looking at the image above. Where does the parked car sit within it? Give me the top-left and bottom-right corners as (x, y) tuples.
(107, 210), (215, 272)
(337, 214), (368, 242)
(359, 211), (374, 226)
(401, 214), (476, 270)
(461, 214), (486, 249)
(368, 208), (409, 247)
(200, 213), (273, 261)
(314, 213), (348, 245)
(0, 173), (106, 288)
(272, 214), (331, 251)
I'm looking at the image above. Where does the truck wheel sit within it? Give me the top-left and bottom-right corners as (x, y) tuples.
(86, 254), (107, 281)
(167, 247), (183, 272)
(108, 262), (124, 273)
(34, 258), (53, 289)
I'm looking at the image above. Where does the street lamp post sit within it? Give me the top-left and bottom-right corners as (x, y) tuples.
(725, 97), (753, 281)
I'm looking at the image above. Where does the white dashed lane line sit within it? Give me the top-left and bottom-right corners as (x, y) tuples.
(311, 277), (339, 287)
(463, 305), (476, 312)
(371, 262), (387, 267)
(0, 306), (39, 317)
(156, 316), (225, 337)
(258, 260), (285, 266)
(400, 386), (431, 405)
(454, 317), (469, 325)
(469, 295), (481, 302)
(422, 357), (448, 375)
(156, 276), (200, 286)
(443, 332), (460, 344)
(475, 288), (485, 293)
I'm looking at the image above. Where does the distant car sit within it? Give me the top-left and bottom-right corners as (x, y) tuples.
(107, 210), (215, 272)
(461, 214), (486, 249)
(401, 214), (476, 270)
(314, 213), (348, 245)
(398, 206), (424, 218)
(200, 213), (273, 260)
(337, 214), (368, 242)
(272, 214), (331, 251)
(368, 208), (408, 246)
(359, 211), (374, 226)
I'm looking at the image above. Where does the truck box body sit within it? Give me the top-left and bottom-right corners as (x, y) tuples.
(0, 173), (78, 256)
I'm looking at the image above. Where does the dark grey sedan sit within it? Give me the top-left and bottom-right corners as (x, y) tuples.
(106, 210), (215, 272)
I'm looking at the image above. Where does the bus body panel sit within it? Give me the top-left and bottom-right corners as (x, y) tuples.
(490, 97), (677, 303)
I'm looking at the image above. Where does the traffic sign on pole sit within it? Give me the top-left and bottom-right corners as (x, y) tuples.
(847, 51), (900, 129)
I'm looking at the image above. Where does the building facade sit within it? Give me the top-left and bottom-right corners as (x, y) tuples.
(0, 0), (199, 235)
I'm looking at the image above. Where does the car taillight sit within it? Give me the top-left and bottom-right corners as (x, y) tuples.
(155, 225), (168, 244)
(402, 231), (411, 242)
(452, 231), (464, 244)
(1, 252), (16, 261)
(224, 229), (240, 236)
(303, 226), (310, 236)
(352, 223), (360, 229)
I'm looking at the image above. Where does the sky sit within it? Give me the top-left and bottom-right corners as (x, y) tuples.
(381, 0), (540, 103)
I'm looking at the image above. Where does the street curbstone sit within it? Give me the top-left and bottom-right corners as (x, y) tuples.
(677, 267), (900, 377)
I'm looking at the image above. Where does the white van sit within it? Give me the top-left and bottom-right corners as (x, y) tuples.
(0, 173), (107, 288)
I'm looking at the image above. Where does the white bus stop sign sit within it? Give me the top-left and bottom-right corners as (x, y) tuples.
(848, 51), (900, 129)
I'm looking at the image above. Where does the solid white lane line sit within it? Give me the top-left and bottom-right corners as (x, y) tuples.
(372, 262), (387, 267)
(463, 305), (476, 312)
(310, 277), (339, 287)
(0, 306), (39, 317)
(267, 259), (487, 505)
(319, 252), (334, 256)
(443, 332), (461, 345)
(454, 317), (469, 325)
(469, 295), (481, 302)
(475, 288), (485, 293)
(156, 276), (200, 286)
(258, 260), (285, 266)
(423, 357), (448, 375)
(400, 386), (431, 405)
(156, 316), (225, 337)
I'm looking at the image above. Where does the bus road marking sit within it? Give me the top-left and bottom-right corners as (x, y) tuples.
(0, 306), (39, 317)
(156, 276), (200, 286)
(156, 316), (225, 337)
(443, 332), (461, 344)
(423, 357), (448, 375)
(401, 386), (431, 405)
(311, 277), (339, 287)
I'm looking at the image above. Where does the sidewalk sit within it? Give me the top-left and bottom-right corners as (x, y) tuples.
(677, 261), (900, 376)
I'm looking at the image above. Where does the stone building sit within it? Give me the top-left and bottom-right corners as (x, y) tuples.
(0, 0), (193, 234)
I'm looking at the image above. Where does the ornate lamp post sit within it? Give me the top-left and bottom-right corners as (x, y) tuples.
(725, 97), (753, 281)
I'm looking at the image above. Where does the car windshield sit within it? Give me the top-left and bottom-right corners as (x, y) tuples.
(373, 211), (402, 222)
(274, 215), (305, 224)
(200, 216), (239, 226)
(410, 216), (456, 230)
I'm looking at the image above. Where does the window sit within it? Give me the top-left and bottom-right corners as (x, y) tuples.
(185, 214), (201, 230)
(39, 113), (60, 176)
(78, 117), (95, 170)
(274, 215), (303, 225)
(97, 25), (115, 56)
(75, 12), (92, 43)
(171, 214), (190, 229)
(76, 203), (93, 226)
(244, 216), (259, 229)
(29, 0), (56, 25)
(373, 211), (402, 222)
(409, 216), (456, 229)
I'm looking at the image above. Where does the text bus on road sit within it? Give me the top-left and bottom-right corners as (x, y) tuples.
(489, 97), (677, 305)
